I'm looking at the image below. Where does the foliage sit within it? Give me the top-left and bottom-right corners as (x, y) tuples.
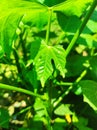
(0, 0), (97, 130)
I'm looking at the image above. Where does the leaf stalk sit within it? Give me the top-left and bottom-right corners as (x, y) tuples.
(0, 83), (44, 100)
(65, 0), (97, 57)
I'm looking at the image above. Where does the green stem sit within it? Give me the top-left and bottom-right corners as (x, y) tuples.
(75, 69), (87, 83)
(13, 48), (22, 74)
(65, 0), (97, 57)
(53, 86), (73, 108)
(55, 81), (73, 86)
(56, 31), (66, 45)
(46, 7), (52, 45)
(53, 69), (87, 108)
(0, 83), (44, 100)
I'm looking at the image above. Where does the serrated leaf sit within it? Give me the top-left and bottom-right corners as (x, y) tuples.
(34, 42), (66, 87)
(79, 80), (97, 111)
(53, 0), (92, 17)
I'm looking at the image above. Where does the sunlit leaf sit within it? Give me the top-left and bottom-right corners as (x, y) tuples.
(0, 13), (23, 57)
(86, 7), (97, 33)
(34, 41), (66, 87)
(54, 104), (72, 116)
(53, 0), (93, 17)
(0, 0), (48, 57)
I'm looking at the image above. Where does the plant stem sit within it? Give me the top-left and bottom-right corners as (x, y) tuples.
(53, 86), (73, 108)
(46, 7), (52, 45)
(55, 81), (73, 86)
(53, 69), (87, 108)
(75, 69), (87, 83)
(56, 31), (66, 45)
(0, 83), (44, 100)
(65, 0), (97, 57)
(13, 48), (22, 74)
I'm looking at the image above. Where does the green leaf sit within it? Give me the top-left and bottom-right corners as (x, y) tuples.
(79, 80), (97, 111)
(86, 7), (97, 33)
(74, 117), (92, 130)
(89, 56), (97, 80)
(0, 0), (48, 57)
(34, 41), (66, 87)
(53, 0), (92, 17)
(57, 12), (81, 33)
(34, 98), (45, 117)
(77, 34), (97, 48)
(53, 117), (67, 130)
(0, 13), (23, 57)
(0, 108), (10, 128)
(0, 45), (4, 58)
(66, 55), (87, 77)
(43, 0), (65, 6)
(54, 104), (73, 116)
(30, 38), (41, 59)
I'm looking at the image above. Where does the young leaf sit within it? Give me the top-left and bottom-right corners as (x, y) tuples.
(53, 0), (93, 17)
(79, 80), (97, 111)
(34, 41), (66, 87)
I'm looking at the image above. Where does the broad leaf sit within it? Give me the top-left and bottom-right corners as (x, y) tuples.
(34, 41), (66, 87)
(79, 80), (97, 111)
(57, 12), (81, 33)
(66, 55), (88, 77)
(0, 0), (48, 57)
(53, 0), (93, 17)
